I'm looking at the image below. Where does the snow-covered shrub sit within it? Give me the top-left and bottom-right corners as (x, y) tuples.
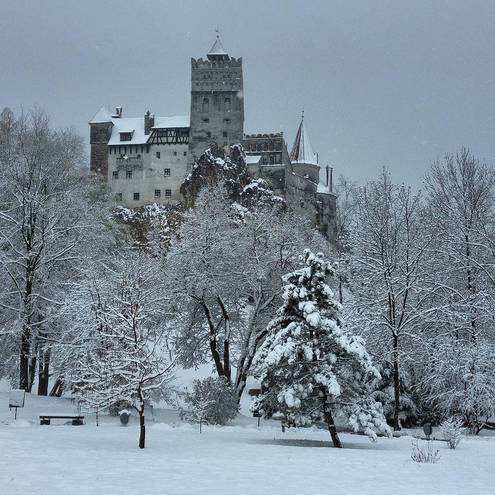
(181, 377), (239, 427)
(411, 440), (441, 463)
(439, 417), (464, 449)
(253, 250), (391, 448)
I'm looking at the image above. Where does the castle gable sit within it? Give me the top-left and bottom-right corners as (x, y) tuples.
(107, 115), (189, 146)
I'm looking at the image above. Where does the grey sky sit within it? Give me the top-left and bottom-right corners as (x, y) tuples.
(1, 0), (494, 185)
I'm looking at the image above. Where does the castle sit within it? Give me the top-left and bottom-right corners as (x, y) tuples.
(89, 35), (337, 240)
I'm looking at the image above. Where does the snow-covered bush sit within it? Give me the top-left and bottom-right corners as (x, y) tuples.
(253, 250), (391, 448)
(411, 440), (440, 463)
(439, 417), (464, 449)
(180, 377), (239, 428)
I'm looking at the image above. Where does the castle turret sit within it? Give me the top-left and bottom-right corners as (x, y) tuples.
(188, 32), (244, 164)
(289, 113), (320, 183)
(89, 105), (114, 178)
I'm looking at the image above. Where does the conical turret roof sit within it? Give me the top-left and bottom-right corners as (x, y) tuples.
(290, 114), (318, 165)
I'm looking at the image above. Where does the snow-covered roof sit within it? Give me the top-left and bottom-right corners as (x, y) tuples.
(106, 115), (190, 145)
(152, 115), (190, 129)
(89, 105), (113, 124)
(290, 118), (318, 165)
(245, 154), (262, 165)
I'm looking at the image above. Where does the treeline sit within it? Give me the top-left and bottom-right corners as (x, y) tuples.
(335, 151), (495, 433)
(0, 108), (494, 448)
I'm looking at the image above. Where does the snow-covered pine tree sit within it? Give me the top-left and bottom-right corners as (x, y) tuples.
(253, 250), (390, 448)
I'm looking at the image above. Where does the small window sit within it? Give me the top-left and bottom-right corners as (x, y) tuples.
(173, 151), (177, 156)
(222, 131), (228, 138)
(112, 171), (119, 179)
(206, 131), (211, 138)
(183, 151), (187, 156)
(133, 192), (140, 201)
(165, 189), (172, 197)
(224, 118), (230, 124)
(156, 151), (161, 158)
(120, 132), (132, 141)
(202, 118), (209, 123)
(126, 170), (132, 179)
(115, 192), (122, 201)
(202, 97), (209, 113)
(154, 189), (161, 198)
(164, 168), (170, 177)
(224, 98), (231, 111)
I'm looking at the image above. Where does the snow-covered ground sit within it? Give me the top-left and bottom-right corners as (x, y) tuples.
(0, 392), (494, 495)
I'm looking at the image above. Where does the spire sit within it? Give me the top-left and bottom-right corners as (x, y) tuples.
(207, 29), (228, 60)
(290, 113), (318, 165)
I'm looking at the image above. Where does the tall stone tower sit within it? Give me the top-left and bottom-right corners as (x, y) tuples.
(188, 34), (244, 164)
(89, 105), (114, 179)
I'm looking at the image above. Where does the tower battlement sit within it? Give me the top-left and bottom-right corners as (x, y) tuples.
(191, 57), (242, 69)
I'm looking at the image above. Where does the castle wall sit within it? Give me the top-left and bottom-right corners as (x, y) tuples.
(107, 142), (189, 206)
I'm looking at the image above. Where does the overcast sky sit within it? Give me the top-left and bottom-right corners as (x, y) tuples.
(1, 0), (494, 185)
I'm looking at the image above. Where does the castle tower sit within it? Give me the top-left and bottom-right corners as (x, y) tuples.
(188, 33), (244, 164)
(89, 105), (114, 179)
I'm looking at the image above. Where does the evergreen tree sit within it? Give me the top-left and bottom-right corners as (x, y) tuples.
(254, 250), (390, 448)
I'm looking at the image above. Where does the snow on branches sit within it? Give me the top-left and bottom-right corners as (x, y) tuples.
(253, 250), (390, 448)
(62, 251), (175, 448)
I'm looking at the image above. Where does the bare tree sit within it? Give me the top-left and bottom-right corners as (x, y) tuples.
(348, 169), (430, 430)
(0, 108), (98, 391)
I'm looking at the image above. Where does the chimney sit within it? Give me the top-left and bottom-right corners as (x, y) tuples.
(112, 106), (123, 118)
(144, 110), (154, 135)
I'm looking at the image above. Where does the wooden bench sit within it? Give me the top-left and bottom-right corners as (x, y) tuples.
(40, 415), (84, 426)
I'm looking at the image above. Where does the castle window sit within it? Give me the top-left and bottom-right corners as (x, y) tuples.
(206, 131), (211, 138)
(203, 118), (209, 123)
(156, 151), (161, 159)
(224, 98), (231, 111)
(120, 132), (132, 142)
(222, 131), (228, 138)
(115, 192), (122, 201)
(202, 98), (209, 113)
(126, 170), (132, 179)
(154, 189), (161, 198)
(224, 118), (230, 124)
(133, 192), (140, 201)
(173, 151), (177, 156)
(165, 189), (172, 197)
(183, 151), (187, 156)
(164, 168), (170, 177)
(112, 171), (119, 179)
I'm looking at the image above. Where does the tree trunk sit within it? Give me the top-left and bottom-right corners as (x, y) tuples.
(217, 297), (231, 383)
(324, 409), (342, 448)
(138, 406), (146, 449)
(27, 340), (38, 393)
(37, 347), (51, 396)
(49, 377), (64, 397)
(19, 327), (31, 391)
(392, 334), (401, 431)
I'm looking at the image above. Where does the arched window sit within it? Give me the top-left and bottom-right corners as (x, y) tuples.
(224, 97), (231, 111)
(202, 98), (209, 113)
